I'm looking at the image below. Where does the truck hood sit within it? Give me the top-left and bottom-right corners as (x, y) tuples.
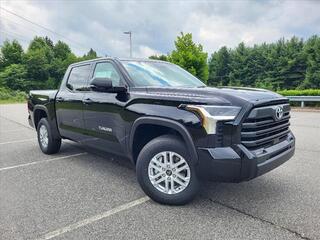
(131, 86), (287, 107)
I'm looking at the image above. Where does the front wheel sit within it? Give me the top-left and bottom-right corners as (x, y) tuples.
(37, 118), (61, 154)
(136, 135), (199, 205)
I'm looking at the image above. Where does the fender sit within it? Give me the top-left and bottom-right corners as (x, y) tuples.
(33, 104), (61, 139)
(129, 116), (199, 164)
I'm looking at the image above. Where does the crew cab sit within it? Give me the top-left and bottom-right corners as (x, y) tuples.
(28, 58), (295, 205)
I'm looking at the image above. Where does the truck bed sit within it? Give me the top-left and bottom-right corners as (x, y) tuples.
(29, 90), (58, 105)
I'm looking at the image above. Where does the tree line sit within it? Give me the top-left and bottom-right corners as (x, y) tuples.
(0, 36), (97, 92)
(150, 33), (320, 90)
(1, 33), (320, 94)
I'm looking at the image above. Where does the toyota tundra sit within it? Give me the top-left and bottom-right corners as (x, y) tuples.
(28, 58), (295, 205)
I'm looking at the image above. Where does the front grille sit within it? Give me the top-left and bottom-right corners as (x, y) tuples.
(216, 122), (224, 146)
(241, 104), (291, 150)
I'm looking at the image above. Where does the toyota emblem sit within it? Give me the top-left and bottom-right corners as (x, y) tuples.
(275, 106), (284, 120)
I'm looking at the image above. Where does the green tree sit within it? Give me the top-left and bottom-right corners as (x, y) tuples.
(48, 40), (75, 87)
(0, 36), (90, 92)
(29, 36), (49, 51)
(267, 37), (306, 90)
(48, 52), (78, 88)
(1, 34), (319, 95)
(228, 42), (250, 86)
(149, 55), (168, 61)
(28, 36), (54, 63)
(0, 40), (24, 69)
(208, 46), (231, 86)
(168, 32), (208, 83)
(252, 43), (274, 90)
(0, 64), (28, 91)
(24, 48), (50, 88)
(303, 35), (320, 88)
(44, 36), (54, 49)
(83, 48), (98, 60)
(53, 40), (71, 59)
(284, 37), (306, 88)
(207, 36), (314, 90)
(23, 36), (57, 89)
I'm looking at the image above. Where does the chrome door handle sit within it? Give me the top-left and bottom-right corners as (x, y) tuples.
(56, 97), (64, 102)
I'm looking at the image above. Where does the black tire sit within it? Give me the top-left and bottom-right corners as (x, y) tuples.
(37, 118), (61, 154)
(136, 135), (199, 205)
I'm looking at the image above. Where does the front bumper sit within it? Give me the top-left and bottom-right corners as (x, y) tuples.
(196, 131), (295, 182)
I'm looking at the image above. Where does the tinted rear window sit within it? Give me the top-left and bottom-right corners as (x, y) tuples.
(67, 65), (91, 90)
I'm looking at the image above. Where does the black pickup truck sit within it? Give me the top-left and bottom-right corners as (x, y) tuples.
(28, 58), (295, 205)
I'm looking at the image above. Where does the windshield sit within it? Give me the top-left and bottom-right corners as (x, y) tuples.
(121, 60), (206, 88)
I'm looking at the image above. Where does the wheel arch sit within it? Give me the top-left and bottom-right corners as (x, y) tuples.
(129, 117), (198, 165)
(33, 105), (61, 139)
(33, 105), (49, 128)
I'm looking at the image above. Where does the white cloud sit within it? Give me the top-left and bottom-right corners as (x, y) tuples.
(136, 45), (163, 58)
(1, 0), (319, 57)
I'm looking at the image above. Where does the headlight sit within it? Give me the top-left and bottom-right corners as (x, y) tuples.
(181, 105), (241, 134)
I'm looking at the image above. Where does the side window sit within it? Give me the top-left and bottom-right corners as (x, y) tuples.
(93, 62), (121, 87)
(67, 65), (91, 90)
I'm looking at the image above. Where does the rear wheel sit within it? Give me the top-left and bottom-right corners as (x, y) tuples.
(136, 135), (199, 205)
(37, 118), (61, 154)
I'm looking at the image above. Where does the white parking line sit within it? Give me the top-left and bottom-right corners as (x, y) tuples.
(0, 129), (32, 133)
(0, 138), (36, 145)
(38, 196), (150, 240)
(0, 115), (33, 130)
(0, 152), (87, 171)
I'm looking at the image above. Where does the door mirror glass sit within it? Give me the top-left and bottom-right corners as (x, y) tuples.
(90, 77), (112, 90)
(90, 77), (127, 93)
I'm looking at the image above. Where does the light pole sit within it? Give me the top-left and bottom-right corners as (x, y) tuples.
(123, 31), (132, 58)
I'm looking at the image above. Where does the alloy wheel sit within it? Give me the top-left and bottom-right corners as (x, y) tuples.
(148, 151), (191, 194)
(39, 124), (49, 148)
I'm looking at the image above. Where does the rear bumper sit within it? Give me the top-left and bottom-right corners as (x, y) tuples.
(28, 114), (34, 128)
(196, 131), (295, 182)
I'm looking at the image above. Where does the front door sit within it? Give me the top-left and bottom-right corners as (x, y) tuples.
(55, 64), (91, 141)
(83, 61), (127, 154)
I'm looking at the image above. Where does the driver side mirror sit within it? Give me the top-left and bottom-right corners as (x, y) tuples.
(90, 77), (127, 93)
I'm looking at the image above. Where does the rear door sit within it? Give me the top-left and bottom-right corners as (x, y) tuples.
(82, 60), (128, 154)
(55, 64), (91, 141)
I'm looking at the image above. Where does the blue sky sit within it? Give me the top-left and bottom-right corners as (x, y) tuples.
(1, 0), (319, 58)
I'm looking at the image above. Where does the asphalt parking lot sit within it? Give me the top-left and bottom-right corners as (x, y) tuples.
(0, 104), (319, 240)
